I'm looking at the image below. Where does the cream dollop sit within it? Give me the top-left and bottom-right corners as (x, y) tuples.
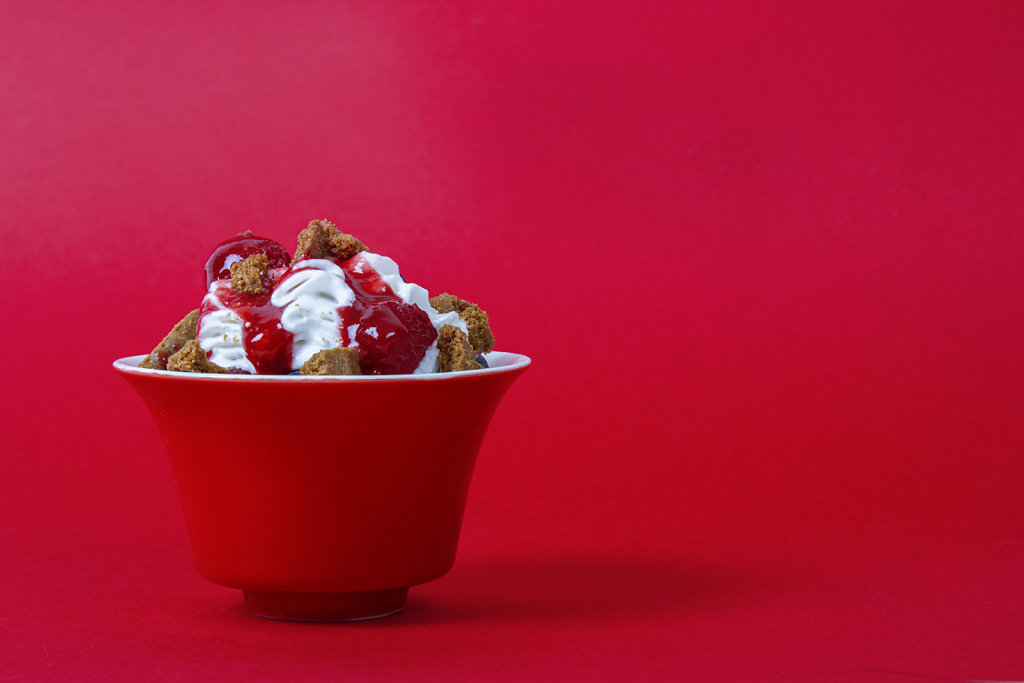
(197, 253), (468, 374)
(197, 282), (257, 374)
(270, 259), (355, 368)
(353, 253), (467, 374)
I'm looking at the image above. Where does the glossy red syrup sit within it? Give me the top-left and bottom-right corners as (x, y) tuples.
(335, 255), (437, 374)
(200, 282), (293, 375)
(199, 249), (437, 375)
(354, 300), (438, 375)
(204, 233), (291, 288)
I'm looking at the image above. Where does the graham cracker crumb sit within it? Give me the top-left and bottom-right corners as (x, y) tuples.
(429, 293), (459, 314)
(437, 325), (483, 372)
(140, 309), (201, 369)
(429, 293), (494, 354)
(291, 219), (367, 264)
(230, 253), (269, 294)
(328, 230), (367, 262)
(166, 340), (229, 373)
(300, 347), (362, 375)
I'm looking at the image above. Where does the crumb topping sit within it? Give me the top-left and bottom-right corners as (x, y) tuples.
(300, 347), (362, 375)
(144, 221), (498, 375)
(166, 340), (229, 373)
(230, 253), (269, 294)
(140, 309), (201, 369)
(291, 219), (368, 264)
(437, 325), (483, 372)
(429, 293), (494, 354)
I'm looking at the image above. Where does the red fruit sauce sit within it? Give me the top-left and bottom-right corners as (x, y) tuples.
(204, 233), (291, 289)
(200, 285), (292, 375)
(354, 301), (438, 375)
(198, 239), (437, 375)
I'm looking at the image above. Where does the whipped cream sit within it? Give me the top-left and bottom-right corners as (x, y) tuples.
(197, 252), (468, 374)
(353, 253), (467, 374)
(270, 259), (355, 368)
(198, 282), (257, 374)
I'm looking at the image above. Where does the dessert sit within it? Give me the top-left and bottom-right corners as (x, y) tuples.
(140, 220), (494, 376)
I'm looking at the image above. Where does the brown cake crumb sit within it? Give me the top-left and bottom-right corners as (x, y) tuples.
(139, 309), (201, 369)
(300, 347), (362, 375)
(230, 253), (269, 294)
(328, 229), (367, 262)
(437, 325), (483, 372)
(166, 340), (229, 373)
(291, 219), (367, 264)
(429, 293), (495, 354)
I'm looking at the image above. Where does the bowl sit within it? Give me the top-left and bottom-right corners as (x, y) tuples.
(113, 351), (530, 621)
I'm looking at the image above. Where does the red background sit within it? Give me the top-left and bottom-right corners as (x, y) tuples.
(2, 1), (1023, 680)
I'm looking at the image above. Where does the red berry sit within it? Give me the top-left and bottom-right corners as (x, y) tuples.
(355, 301), (438, 375)
(204, 233), (291, 288)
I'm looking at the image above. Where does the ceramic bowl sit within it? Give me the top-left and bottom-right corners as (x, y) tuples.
(114, 352), (530, 621)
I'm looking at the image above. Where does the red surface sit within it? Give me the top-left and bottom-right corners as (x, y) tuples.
(1, 0), (1022, 679)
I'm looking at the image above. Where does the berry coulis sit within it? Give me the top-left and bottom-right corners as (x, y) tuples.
(204, 233), (291, 289)
(200, 284), (293, 375)
(198, 236), (436, 375)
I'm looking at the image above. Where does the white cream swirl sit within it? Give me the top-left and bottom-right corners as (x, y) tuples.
(197, 282), (257, 374)
(270, 259), (355, 368)
(197, 252), (468, 374)
(352, 253), (468, 373)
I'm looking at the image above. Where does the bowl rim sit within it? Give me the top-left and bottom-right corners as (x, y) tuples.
(113, 351), (531, 383)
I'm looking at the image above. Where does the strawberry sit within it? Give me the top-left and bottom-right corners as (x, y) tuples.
(355, 301), (438, 375)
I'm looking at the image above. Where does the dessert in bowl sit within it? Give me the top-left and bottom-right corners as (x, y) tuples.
(114, 221), (529, 621)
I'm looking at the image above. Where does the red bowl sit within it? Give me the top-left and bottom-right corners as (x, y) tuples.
(113, 352), (530, 621)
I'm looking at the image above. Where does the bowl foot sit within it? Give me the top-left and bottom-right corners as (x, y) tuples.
(244, 587), (409, 622)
